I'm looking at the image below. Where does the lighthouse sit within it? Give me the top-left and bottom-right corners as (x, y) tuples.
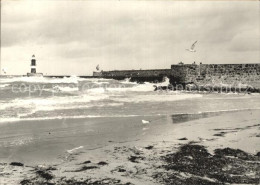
(31, 55), (36, 73)
(27, 55), (43, 77)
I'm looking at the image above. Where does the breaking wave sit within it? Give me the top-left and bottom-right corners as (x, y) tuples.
(2, 76), (259, 125)
(0, 93), (110, 111)
(0, 84), (10, 88)
(119, 78), (137, 85)
(0, 76), (82, 84)
(87, 77), (170, 93)
(51, 85), (79, 92)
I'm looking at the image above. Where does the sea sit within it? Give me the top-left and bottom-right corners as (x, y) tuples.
(0, 76), (260, 163)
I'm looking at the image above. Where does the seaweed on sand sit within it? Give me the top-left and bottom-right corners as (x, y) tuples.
(20, 170), (54, 185)
(145, 145), (154, 150)
(20, 179), (31, 185)
(97, 161), (108, 166)
(154, 144), (260, 185)
(74, 166), (98, 172)
(59, 178), (133, 185)
(82, 160), (91, 164)
(178, 137), (188, 140)
(36, 170), (54, 180)
(214, 147), (256, 160)
(10, 162), (24, 167)
(213, 132), (226, 137)
(128, 155), (145, 163)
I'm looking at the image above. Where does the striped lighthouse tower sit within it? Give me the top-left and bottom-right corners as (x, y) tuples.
(27, 55), (43, 77)
(31, 55), (36, 73)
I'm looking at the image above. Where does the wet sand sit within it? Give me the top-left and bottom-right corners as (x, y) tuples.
(0, 109), (259, 184)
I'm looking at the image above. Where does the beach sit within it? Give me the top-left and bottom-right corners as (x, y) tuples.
(2, 0), (260, 183)
(1, 109), (260, 184)
(0, 77), (260, 184)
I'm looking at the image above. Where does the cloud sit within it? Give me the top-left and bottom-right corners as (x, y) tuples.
(229, 29), (260, 52)
(1, 0), (259, 75)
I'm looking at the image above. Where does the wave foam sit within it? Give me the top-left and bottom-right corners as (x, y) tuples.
(0, 76), (81, 84)
(112, 93), (202, 103)
(52, 85), (79, 92)
(84, 77), (170, 93)
(67, 146), (84, 153)
(1, 108), (259, 124)
(0, 84), (10, 88)
(119, 78), (137, 85)
(0, 93), (109, 111)
(0, 114), (151, 123)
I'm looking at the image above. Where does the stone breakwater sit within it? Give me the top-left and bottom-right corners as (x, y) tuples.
(170, 63), (260, 93)
(94, 63), (260, 92)
(98, 69), (172, 83)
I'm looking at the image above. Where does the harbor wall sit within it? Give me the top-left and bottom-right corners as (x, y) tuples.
(100, 69), (172, 83)
(95, 63), (260, 89)
(170, 64), (260, 88)
(170, 64), (260, 93)
(101, 69), (171, 77)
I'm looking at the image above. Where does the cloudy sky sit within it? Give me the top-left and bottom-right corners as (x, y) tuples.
(1, 0), (260, 75)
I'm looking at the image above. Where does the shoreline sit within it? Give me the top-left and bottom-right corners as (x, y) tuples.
(1, 109), (259, 184)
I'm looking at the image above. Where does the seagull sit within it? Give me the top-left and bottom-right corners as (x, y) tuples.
(186, 41), (198, 52)
(2, 68), (7, 74)
(96, 64), (100, 71)
(142, 120), (150, 124)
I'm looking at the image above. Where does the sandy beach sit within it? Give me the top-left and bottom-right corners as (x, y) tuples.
(2, 0), (260, 184)
(1, 109), (259, 185)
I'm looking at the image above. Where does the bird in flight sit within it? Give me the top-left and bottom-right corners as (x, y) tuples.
(186, 41), (198, 52)
(96, 64), (100, 71)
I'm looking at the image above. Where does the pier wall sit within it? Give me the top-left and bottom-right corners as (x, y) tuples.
(100, 69), (171, 83)
(171, 63), (260, 88)
(96, 63), (260, 88)
(101, 69), (171, 77)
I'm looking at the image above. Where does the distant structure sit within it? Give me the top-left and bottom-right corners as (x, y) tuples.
(27, 55), (43, 77)
(93, 62), (260, 88)
(31, 55), (36, 73)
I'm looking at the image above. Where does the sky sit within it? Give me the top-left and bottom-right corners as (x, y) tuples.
(1, 0), (260, 75)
